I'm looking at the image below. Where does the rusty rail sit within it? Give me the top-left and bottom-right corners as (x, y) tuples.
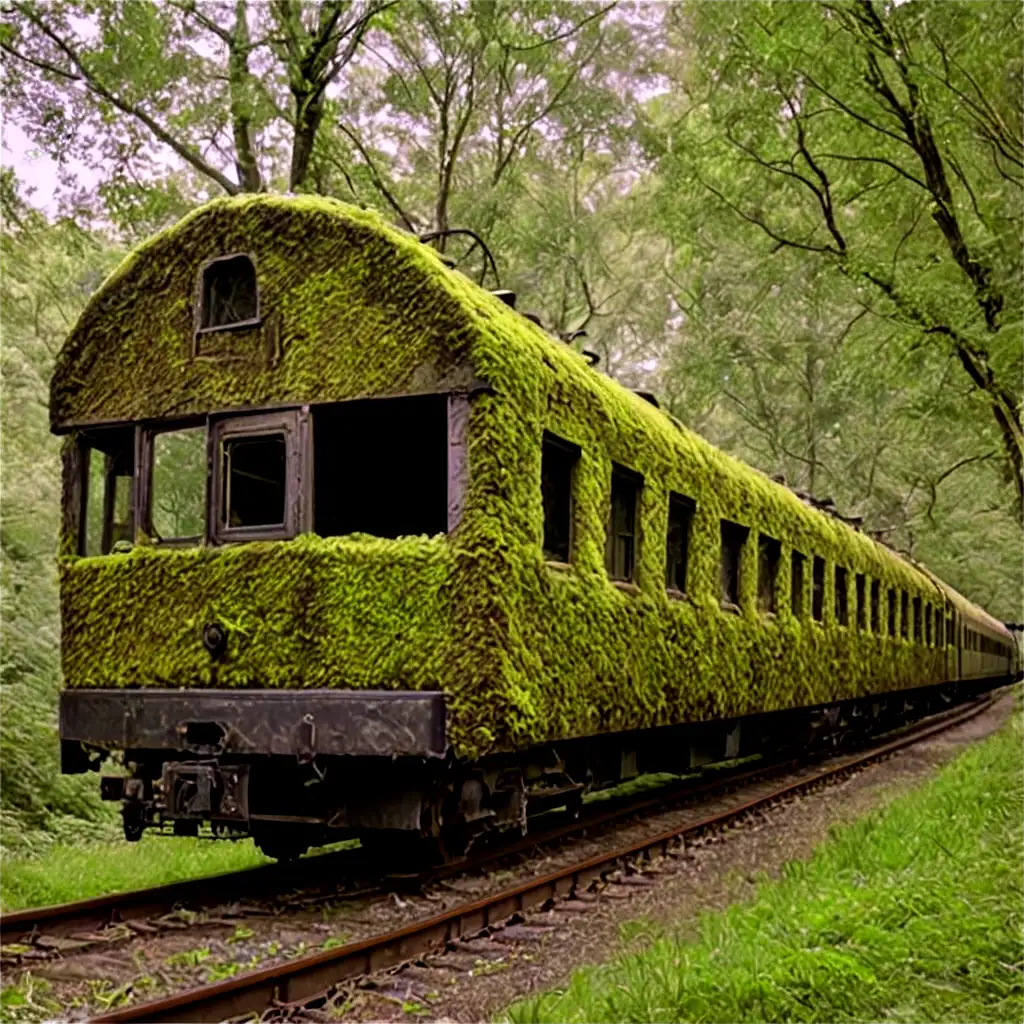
(86, 695), (993, 1024)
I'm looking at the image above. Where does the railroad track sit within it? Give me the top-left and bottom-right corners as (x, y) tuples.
(59, 694), (994, 1024)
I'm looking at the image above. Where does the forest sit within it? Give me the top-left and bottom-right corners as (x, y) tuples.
(1, 0), (1021, 855)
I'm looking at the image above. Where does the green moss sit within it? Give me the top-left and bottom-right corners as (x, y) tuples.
(54, 196), (1005, 761)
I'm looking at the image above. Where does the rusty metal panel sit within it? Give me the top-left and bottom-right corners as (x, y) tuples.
(60, 689), (447, 760)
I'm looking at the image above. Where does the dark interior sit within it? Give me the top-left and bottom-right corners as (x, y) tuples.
(719, 520), (747, 606)
(757, 534), (780, 613)
(223, 434), (286, 528)
(606, 466), (641, 582)
(542, 435), (577, 562)
(665, 493), (695, 592)
(202, 255), (258, 328)
(313, 395), (448, 539)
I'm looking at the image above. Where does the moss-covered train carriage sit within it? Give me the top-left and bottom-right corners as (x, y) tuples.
(53, 196), (1017, 858)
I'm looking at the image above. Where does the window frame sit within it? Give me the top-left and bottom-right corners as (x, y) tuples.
(811, 555), (825, 623)
(870, 578), (880, 633)
(605, 463), (643, 584)
(665, 492), (696, 596)
(75, 428), (137, 556)
(540, 433), (580, 564)
(195, 252), (261, 336)
(791, 550), (806, 619)
(834, 565), (849, 626)
(756, 533), (781, 615)
(719, 519), (750, 611)
(139, 417), (208, 548)
(211, 410), (304, 544)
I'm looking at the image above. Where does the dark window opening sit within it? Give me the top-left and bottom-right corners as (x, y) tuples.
(912, 596), (922, 643)
(666, 493), (696, 593)
(925, 604), (932, 646)
(720, 520), (749, 607)
(791, 551), (806, 618)
(937, 610), (944, 647)
(541, 434), (578, 562)
(606, 465), (642, 582)
(888, 588), (897, 637)
(313, 395), (448, 539)
(870, 579), (880, 633)
(900, 591), (909, 638)
(79, 427), (135, 556)
(222, 434), (286, 529)
(855, 574), (866, 630)
(757, 534), (781, 614)
(835, 566), (849, 626)
(201, 254), (258, 330)
(812, 556), (825, 622)
(151, 426), (207, 541)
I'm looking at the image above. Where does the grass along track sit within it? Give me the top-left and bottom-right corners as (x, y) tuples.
(67, 695), (996, 1024)
(0, 694), (983, 958)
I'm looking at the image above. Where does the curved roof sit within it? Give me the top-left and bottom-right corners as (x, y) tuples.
(51, 194), (1011, 642)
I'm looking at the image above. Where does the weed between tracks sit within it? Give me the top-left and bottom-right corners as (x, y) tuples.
(504, 707), (1024, 1024)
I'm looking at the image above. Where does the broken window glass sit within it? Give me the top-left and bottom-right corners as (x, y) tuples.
(201, 255), (258, 329)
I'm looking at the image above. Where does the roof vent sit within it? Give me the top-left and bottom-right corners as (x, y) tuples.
(491, 290), (517, 309)
(522, 312), (544, 327)
(633, 390), (660, 409)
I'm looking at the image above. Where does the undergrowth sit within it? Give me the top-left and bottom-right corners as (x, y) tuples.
(504, 706), (1024, 1023)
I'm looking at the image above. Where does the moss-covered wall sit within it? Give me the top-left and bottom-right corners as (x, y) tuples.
(60, 535), (453, 692)
(55, 196), (1010, 761)
(50, 196), (477, 429)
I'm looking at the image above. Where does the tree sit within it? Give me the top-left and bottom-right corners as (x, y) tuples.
(658, 0), (1023, 504)
(0, 0), (391, 197)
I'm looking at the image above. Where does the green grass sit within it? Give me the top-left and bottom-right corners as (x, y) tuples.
(504, 709), (1024, 1024)
(0, 834), (273, 912)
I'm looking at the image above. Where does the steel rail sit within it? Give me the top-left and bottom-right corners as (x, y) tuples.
(87, 695), (993, 1024)
(1, 694), (973, 950)
(0, 750), (789, 948)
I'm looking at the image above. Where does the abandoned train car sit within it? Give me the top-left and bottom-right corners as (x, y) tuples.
(52, 196), (1018, 859)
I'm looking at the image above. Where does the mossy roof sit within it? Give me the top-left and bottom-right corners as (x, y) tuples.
(52, 194), (1009, 645)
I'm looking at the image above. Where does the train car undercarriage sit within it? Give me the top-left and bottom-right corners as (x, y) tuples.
(60, 678), (1004, 861)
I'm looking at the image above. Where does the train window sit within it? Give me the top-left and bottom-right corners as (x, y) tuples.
(912, 596), (922, 643)
(855, 574), (866, 630)
(199, 254), (258, 331)
(150, 427), (207, 543)
(948, 610), (956, 647)
(313, 396), (447, 540)
(607, 464), (642, 583)
(811, 556), (825, 622)
(834, 567), (849, 626)
(925, 604), (932, 646)
(719, 520), (749, 608)
(900, 592), (909, 639)
(78, 428), (135, 555)
(936, 609), (944, 647)
(791, 551), (806, 617)
(757, 534), (781, 614)
(887, 588), (897, 636)
(541, 434), (579, 563)
(666, 493), (696, 593)
(870, 579), (880, 633)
